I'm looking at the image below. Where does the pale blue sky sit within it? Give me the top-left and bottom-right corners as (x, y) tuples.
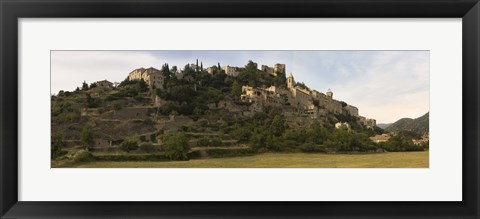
(51, 50), (429, 123)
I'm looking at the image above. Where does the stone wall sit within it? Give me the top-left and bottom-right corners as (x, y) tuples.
(108, 107), (150, 120)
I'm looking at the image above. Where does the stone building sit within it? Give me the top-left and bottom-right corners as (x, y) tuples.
(345, 105), (359, 117)
(370, 134), (390, 143)
(96, 80), (113, 88)
(237, 64), (377, 128)
(90, 80), (113, 95)
(260, 63), (286, 77)
(128, 67), (165, 89)
(223, 65), (240, 77)
(241, 85), (282, 106)
(287, 73), (296, 89)
(287, 73), (343, 114)
(365, 118), (376, 128)
(207, 67), (216, 75)
(273, 64), (286, 75)
(335, 122), (351, 130)
(261, 65), (274, 75)
(413, 134), (429, 145)
(290, 86), (312, 108)
(326, 89), (333, 99)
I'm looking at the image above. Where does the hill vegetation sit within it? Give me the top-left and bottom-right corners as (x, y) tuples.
(385, 112), (429, 136)
(51, 60), (429, 166)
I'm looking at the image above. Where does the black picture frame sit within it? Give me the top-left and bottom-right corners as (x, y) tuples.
(1, 0), (479, 218)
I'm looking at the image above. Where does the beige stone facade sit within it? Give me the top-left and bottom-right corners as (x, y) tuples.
(241, 85), (282, 105)
(96, 80), (113, 88)
(335, 122), (351, 130)
(261, 65), (274, 75)
(240, 69), (377, 127)
(223, 65), (240, 77)
(259, 63), (286, 77)
(413, 134), (429, 145)
(274, 64), (286, 75)
(207, 67), (215, 75)
(128, 67), (165, 89)
(370, 134), (390, 143)
(345, 105), (359, 117)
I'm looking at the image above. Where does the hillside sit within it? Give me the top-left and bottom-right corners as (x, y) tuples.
(376, 123), (392, 129)
(52, 60), (426, 167)
(385, 112), (429, 136)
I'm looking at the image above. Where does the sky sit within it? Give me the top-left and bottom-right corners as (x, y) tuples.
(51, 50), (429, 124)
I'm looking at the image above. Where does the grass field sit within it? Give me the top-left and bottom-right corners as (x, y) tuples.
(73, 151), (429, 168)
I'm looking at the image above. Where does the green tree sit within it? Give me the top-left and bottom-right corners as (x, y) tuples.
(197, 137), (210, 147)
(210, 138), (222, 147)
(51, 133), (66, 159)
(245, 60), (258, 72)
(250, 131), (267, 152)
(296, 81), (309, 90)
(231, 125), (252, 142)
(134, 79), (148, 93)
(306, 120), (328, 144)
(270, 115), (287, 137)
(82, 81), (89, 91)
(231, 81), (242, 99)
(171, 65), (178, 74)
(327, 129), (353, 151)
(80, 125), (95, 150)
(162, 133), (190, 160)
(161, 63), (171, 79)
(273, 70), (287, 88)
(121, 140), (139, 153)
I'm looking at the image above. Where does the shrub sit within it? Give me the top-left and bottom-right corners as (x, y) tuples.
(249, 131), (267, 152)
(74, 150), (94, 162)
(300, 143), (326, 153)
(162, 133), (190, 160)
(95, 154), (168, 162)
(120, 140), (139, 153)
(80, 125), (95, 150)
(198, 119), (209, 127)
(191, 148), (254, 158)
(138, 143), (158, 153)
(52, 150), (68, 159)
(150, 133), (157, 142)
(113, 103), (122, 111)
(210, 138), (222, 147)
(51, 134), (67, 159)
(134, 95), (144, 102)
(404, 144), (425, 151)
(197, 137), (210, 147)
(143, 118), (154, 125)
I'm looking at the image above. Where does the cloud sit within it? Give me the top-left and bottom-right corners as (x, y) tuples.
(330, 51), (429, 123)
(51, 51), (162, 92)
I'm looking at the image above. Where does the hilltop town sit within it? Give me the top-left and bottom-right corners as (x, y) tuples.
(51, 60), (428, 166)
(82, 61), (375, 130)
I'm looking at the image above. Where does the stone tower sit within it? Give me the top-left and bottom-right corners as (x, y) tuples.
(326, 89), (333, 99)
(287, 73), (295, 89)
(274, 64), (286, 75)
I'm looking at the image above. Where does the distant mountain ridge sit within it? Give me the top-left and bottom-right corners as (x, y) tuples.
(377, 123), (392, 129)
(385, 112), (429, 135)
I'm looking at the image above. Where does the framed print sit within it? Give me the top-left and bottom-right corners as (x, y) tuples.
(1, 0), (479, 218)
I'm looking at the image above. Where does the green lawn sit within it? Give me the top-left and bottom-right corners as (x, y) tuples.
(73, 151), (429, 168)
